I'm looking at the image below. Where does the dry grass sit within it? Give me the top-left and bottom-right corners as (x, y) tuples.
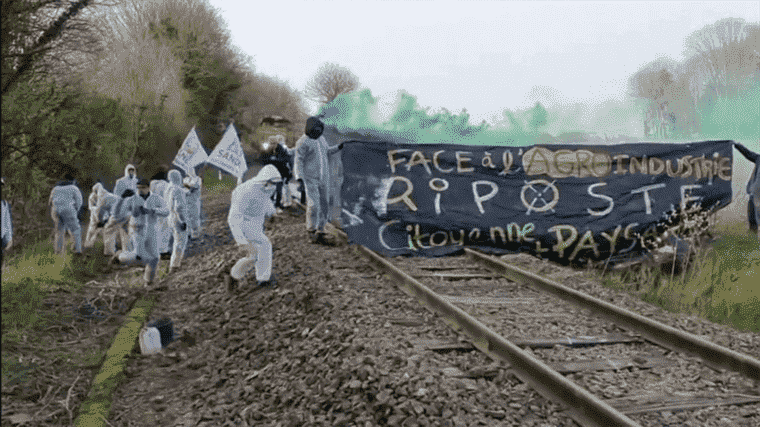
(601, 200), (760, 332)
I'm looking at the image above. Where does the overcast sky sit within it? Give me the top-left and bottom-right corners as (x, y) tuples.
(208, 0), (759, 125)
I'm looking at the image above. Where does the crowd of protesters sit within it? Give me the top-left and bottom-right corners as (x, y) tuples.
(0, 116), (350, 292)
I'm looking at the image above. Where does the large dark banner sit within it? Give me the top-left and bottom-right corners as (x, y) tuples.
(340, 140), (733, 263)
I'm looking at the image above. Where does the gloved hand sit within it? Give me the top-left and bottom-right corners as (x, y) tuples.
(121, 189), (135, 198)
(180, 222), (187, 231)
(338, 142), (345, 150)
(97, 221), (106, 228)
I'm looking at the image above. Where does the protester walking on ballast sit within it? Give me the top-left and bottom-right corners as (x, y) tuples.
(49, 172), (84, 256)
(110, 179), (169, 287)
(165, 169), (189, 273)
(293, 116), (344, 245)
(225, 165), (281, 291)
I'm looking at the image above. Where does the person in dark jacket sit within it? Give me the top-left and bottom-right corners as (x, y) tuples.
(734, 142), (760, 238)
(266, 135), (294, 209)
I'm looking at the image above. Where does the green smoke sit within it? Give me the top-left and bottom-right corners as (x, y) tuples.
(318, 89), (539, 147)
(698, 79), (760, 141)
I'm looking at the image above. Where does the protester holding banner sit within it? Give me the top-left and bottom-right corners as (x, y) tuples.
(734, 142), (760, 238)
(165, 169), (189, 274)
(110, 179), (170, 287)
(225, 165), (281, 291)
(49, 172), (84, 256)
(294, 116), (344, 244)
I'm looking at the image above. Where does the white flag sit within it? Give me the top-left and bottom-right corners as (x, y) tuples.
(207, 124), (247, 178)
(172, 127), (208, 173)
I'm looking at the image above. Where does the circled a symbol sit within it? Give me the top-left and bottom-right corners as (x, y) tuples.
(520, 179), (559, 214)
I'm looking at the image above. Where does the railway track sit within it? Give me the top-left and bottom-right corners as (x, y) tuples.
(327, 225), (760, 427)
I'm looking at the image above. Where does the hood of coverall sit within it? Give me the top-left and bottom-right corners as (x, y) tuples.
(124, 164), (136, 179)
(252, 165), (281, 183)
(92, 182), (104, 194)
(168, 170), (183, 186)
(305, 117), (324, 140)
(251, 165), (281, 197)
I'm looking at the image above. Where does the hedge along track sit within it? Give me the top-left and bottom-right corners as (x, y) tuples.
(327, 225), (760, 427)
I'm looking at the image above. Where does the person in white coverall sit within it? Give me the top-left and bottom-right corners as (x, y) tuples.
(1, 178), (13, 263)
(111, 179), (169, 286)
(225, 165), (281, 291)
(182, 167), (203, 240)
(96, 186), (120, 255)
(49, 173), (83, 255)
(293, 117), (344, 244)
(149, 170), (171, 257)
(84, 182), (118, 254)
(112, 164), (138, 252)
(165, 169), (188, 273)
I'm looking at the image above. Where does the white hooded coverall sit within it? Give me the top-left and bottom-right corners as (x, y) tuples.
(117, 191), (169, 284)
(112, 164), (138, 252)
(294, 134), (340, 233)
(183, 171), (203, 239)
(49, 183), (83, 254)
(150, 179), (171, 254)
(227, 165), (280, 282)
(85, 183), (118, 252)
(165, 170), (188, 269)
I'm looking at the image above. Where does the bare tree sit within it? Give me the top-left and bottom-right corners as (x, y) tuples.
(304, 62), (360, 105)
(683, 18), (760, 99)
(628, 57), (686, 138)
(1, 0), (103, 95)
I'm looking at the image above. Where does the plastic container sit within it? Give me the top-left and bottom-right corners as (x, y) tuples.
(139, 327), (162, 355)
(148, 318), (174, 347)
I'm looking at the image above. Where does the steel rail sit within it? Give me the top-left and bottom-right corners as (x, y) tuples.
(354, 244), (641, 427)
(465, 248), (760, 381)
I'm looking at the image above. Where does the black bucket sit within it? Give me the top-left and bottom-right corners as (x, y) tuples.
(148, 318), (174, 348)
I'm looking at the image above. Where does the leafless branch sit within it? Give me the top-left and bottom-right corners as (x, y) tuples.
(304, 62), (360, 105)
